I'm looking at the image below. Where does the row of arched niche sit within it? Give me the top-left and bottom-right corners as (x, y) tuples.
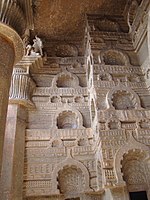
(51, 49), (137, 88)
(50, 146), (150, 199)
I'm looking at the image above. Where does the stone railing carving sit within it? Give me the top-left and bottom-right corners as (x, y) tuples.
(94, 81), (146, 90)
(25, 147), (66, 158)
(24, 180), (52, 196)
(94, 64), (142, 74)
(26, 128), (93, 141)
(9, 67), (36, 107)
(33, 87), (88, 96)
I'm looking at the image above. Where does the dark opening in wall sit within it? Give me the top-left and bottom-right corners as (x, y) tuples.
(129, 191), (148, 200)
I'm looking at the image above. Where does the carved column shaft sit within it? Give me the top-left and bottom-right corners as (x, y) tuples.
(0, 22), (23, 173)
(0, 104), (27, 200)
(148, 10), (150, 57)
(0, 66), (35, 200)
(0, 37), (14, 173)
(104, 187), (130, 200)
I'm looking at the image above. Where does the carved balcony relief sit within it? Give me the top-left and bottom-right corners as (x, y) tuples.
(9, 67), (35, 107)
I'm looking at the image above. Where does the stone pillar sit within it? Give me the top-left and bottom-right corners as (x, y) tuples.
(0, 67), (35, 200)
(0, 22), (24, 172)
(104, 186), (129, 200)
(148, 10), (150, 57)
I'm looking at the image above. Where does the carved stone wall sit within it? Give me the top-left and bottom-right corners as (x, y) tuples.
(1, 1), (149, 200)
(86, 7), (150, 199)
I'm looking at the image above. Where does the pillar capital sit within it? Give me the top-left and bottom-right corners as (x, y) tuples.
(0, 0), (34, 35)
(9, 67), (36, 108)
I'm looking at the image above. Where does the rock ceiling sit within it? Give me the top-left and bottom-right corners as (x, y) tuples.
(33, 0), (128, 40)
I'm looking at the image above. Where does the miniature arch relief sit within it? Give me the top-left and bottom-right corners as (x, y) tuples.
(114, 135), (150, 186)
(52, 71), (80, 88)
(58, 166), (84, 195)
(55, 108), (84, 129)
(51, 157), (91, 194)
(121, 150), (148, 192)
(106, 117), (121, 130)
(101, 49), (130, 66)
(106, 84), (142, 110)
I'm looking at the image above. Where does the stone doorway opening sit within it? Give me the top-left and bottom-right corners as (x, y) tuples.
(129, 191), (148, 200)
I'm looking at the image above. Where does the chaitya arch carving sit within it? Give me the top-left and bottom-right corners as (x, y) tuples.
(57, 111), (78, 129)
(114, 133), (150, 187)
(52, 71), (80, 88)
(121, 150), (148, 192)
(106, 84), (141, 110)
(55, 108), (84, 129)
(101, 50), (130, 66)
(58, 166), (84, 196)
(51, 157), (91, 195)
(106, 117), (121, 130)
